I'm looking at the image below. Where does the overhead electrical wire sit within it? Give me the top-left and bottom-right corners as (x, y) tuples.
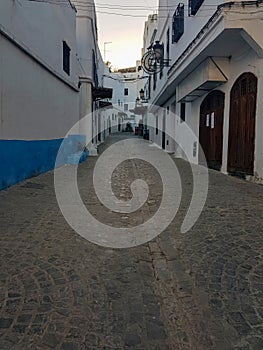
(29, 0), (217, 9)
(28, 0), (218, 10)
(73, 1), (216, 10)
(103, 74), (149, 83)
(28, 0), (252, 11)
(27, 0), (219, 18)
(28, 0), (255, 19)
(80, 0), (219, 9)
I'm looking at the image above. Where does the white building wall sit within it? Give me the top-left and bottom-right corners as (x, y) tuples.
(103, 66), (145, 129)
(152, 0), (218, 100)
(0, 0), (79, 190)
(0, 0), (78, 85)
(71, 0), (102, 147)
(147, 0), (263, 181)
(180, 49), (263, 172)
(0, 35), (78, 140)
(143, 14), (158, 55)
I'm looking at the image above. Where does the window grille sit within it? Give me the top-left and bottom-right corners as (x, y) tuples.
(63, 41), (71, 75)
(172, 4), (184, 43)
(189, 0), (204, 16)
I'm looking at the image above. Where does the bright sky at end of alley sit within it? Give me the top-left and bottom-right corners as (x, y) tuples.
(95, 0), (159, 69)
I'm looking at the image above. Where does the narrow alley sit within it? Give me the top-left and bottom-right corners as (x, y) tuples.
(0, 134), (262, 350)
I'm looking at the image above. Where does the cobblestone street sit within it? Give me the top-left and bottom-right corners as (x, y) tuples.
(0, 133), (263, 350)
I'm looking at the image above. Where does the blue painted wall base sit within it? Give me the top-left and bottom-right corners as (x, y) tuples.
(0, 135), (87, 190)
(67, 150), (89, 165)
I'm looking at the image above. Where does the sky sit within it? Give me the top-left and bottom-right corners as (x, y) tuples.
(95, 0), (159, 69)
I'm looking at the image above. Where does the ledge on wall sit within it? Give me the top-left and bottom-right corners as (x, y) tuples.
(177, 57), (228, 103)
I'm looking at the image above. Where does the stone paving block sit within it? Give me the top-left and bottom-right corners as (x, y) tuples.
(125, 333), (141, 347)
(0, 134), (262, 349)
(42, 332), (61, 348)
(61, 342), (79, 350)
(0, 318), (13, 329)
(152, 258), (171, 281)
(146, 320), (167, 340)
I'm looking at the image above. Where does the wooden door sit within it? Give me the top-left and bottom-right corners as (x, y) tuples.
(199, 90), (224, 170)
(228, 73), (257, 175)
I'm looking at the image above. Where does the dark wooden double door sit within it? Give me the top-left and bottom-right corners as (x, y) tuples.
(199, 73), (257, 174)
(228, 73), (257, 175)
(199, 91), (224, 170)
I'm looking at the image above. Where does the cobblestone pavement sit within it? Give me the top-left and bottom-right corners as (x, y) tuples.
(0, 133), (263, 350)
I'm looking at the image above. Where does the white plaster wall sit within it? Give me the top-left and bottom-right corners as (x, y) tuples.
(143, 14), (158, 53)
(72, 0), (100, 83)
(97, 51), (106, 87)
(167, 0), (218, 63)
(0, 34), (79, 140)
(148, 113), (155, 143)
(103, 68), (145, 127)
(163, 102), (177, 153)
(171, 49), (263, 175)
(71, 0), (102, 146)
(142, 14), (158, 104)
(219, 50), (263, 178)
(0, 0), (78, 84)
(78, 83), (93, 143)
(75, 19), (98, 80)
(97, 110), (110, 141)
(151, 0), (221, 102)
(174, 101), (199, 164)
(182, 49), (263, 177)
(149, 0), (263, 179)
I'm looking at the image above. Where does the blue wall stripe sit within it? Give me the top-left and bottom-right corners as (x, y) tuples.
(0, 135), (87, 190)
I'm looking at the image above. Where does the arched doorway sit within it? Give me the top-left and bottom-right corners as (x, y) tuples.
(199, 90), (225, 170)
(228, 72), (257, 175)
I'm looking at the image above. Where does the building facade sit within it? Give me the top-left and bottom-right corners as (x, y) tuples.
(0, 0), (80, 190)
(71, 0), (103, 151)
(146, 0), (263, 181)
(102, 63), (145, 130)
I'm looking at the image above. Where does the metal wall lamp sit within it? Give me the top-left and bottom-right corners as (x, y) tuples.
(139, 88), (145, 100)
(141, 40), (171, 75)
(136, 89), (148, 104)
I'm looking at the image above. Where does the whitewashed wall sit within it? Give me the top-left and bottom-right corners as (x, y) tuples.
(0, 0), (79, 189)
(103, 66), (145, 128)
(72, 0), (101, 146)
(0, 35), (79, 140)
(0, 0), (78, 85)
(147, 0), (263, 180)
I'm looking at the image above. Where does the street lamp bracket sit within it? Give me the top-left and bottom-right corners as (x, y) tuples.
(141, 41), (170, 75)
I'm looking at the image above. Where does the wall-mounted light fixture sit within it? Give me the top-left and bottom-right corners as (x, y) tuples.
(141, 41), (170, 75)
(135, 89), (148, 105)
(139, 88), (145, 100)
